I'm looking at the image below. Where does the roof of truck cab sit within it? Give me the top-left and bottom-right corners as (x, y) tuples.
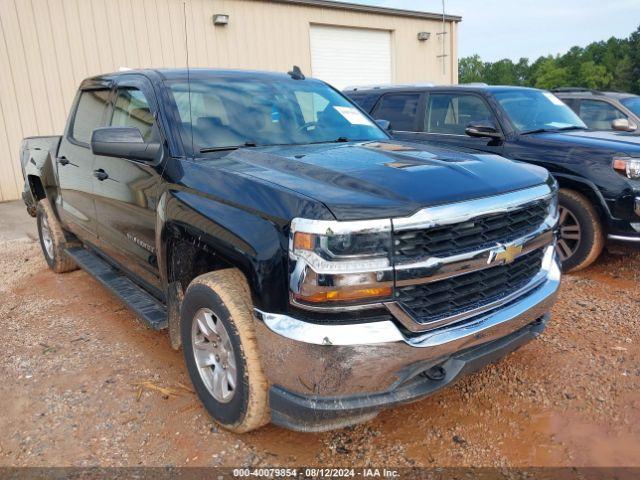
(80, 68), (315, 88)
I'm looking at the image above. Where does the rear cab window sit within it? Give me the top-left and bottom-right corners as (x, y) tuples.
(295, 92), (330, 123)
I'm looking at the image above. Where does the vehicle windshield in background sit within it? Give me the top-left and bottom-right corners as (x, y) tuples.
(621, 97), (640, 117)
(167, 78), (387, 152)
(494, 90), (587, 133)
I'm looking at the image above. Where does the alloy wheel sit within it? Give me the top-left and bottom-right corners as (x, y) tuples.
(191, 308), (237, 403)
(556, 205), (581, 262)
(40, 215), (54, 259)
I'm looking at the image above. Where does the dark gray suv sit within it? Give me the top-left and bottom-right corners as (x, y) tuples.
(553, 88), (640, 133)
(345, 84), (640, 273)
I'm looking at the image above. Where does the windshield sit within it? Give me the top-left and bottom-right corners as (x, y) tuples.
(621, 97), (640, 117)
(167, 76), (387, 152)
(494, 89), (587, 133)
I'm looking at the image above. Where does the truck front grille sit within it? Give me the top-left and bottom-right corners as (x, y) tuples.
(396, 248), (544, 326)
(394, 201), (549, 263)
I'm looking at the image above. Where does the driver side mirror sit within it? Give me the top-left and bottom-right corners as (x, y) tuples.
(376, 119), (392, 131)
(465, 121), (503, 139)
(612, 118), (637, 132)
(91, 127), (161, 162)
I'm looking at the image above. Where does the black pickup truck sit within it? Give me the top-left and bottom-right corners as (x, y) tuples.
(21, 68), (560, 432)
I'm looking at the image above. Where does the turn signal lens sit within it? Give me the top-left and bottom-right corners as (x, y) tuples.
(294, 286), (392, 303)
(293, 232), (315, 251)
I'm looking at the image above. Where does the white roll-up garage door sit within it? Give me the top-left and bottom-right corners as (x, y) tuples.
(309, 25), (392, 90)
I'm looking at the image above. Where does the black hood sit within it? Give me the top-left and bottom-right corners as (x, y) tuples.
(213, 140), (551, 220)
(532, 129), (640, 153)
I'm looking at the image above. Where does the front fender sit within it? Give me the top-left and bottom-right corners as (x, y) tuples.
(156, 189), (289, 312)
(553, 173), (613, 220)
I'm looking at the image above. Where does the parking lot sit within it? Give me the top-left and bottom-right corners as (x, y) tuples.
(0, 202), (638, 468)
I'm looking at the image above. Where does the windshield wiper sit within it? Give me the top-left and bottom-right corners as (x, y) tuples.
(303, 137), (352, 145)
(200, 138), (351, 152)
(200, 141), (258, 153)
(521, 125), (586, 135)
(521, 127), (556, 135)
(556, 125), (588, 132)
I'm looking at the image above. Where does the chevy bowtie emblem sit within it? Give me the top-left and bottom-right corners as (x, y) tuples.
(490, 243), (523, 265)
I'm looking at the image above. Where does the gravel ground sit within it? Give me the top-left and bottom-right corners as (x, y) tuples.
(0, 237), (639, 467)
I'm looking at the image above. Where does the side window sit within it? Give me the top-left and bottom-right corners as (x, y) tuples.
(425, 93), (495, 135)
(578, 100), (626, 130)
(70, 89), (110, 144)
(111, 88), (156, 141)
(349, 94), (380, 113)
(373, 93), (421, 131)
(559, 97), (580, 114)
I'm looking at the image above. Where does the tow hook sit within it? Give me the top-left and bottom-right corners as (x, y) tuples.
(423, 365), (446, 381)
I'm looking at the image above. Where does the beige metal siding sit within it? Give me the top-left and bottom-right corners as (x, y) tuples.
(0, 0), (458, 202)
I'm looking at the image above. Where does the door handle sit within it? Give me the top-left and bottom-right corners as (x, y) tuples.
(57, 156), (70, 166)
(93, 169), (109, 181)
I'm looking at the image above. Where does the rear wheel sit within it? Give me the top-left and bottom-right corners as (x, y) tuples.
(36, 200), (78, 274)
(556, 189), (604, 272)
(181, 269), (270, 433)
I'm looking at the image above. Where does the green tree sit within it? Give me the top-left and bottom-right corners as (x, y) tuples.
(513, 58), (531, 85)
(534, 57), (570, 89)
(612, 55), (634, 92)
(458, 24), (640, 93)
(458, 54), (485, 83)
(557, 46), (584, 83)
(579, 61), (612, 89)
(484, 59), (519, 85)
(629, 25), (640, 93)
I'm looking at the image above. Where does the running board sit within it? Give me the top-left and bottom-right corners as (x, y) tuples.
(65, 247), (168, 330)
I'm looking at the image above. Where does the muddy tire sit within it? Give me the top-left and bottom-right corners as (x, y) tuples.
(36, 200), (78, 274)
(557, 189), (604, 273)
(181, 269), (270, 433)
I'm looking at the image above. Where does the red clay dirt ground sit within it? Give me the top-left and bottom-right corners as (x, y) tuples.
(1, 237), (639, 467)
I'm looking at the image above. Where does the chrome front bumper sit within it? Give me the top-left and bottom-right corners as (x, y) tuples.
(253, 246), (561, 399)
(608, 234), (640, 243)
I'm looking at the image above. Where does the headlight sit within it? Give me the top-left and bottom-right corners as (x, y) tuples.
(289, 218), (393, 309)
(613, 156), (640, 179)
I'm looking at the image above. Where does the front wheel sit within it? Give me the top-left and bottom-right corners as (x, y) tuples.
(181, 269), (270, 433)
(556, 189), (604, 272)
(36, 200), (78, 274)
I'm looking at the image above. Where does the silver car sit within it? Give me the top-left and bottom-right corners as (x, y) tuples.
(554, 88), (640, 133)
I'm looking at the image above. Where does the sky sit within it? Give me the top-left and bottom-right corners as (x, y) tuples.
(343, 0), (640, 62)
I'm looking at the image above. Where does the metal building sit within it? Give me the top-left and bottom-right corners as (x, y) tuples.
(0, 0), (461, 202)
